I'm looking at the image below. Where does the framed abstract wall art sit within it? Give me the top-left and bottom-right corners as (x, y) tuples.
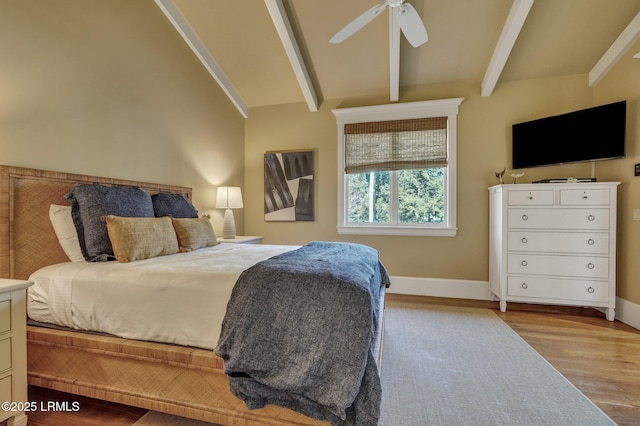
(264, 150), (314, 221)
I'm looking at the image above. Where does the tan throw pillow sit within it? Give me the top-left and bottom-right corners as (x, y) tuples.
(104, 215), (179, 263)
(171, 216), (218, 252)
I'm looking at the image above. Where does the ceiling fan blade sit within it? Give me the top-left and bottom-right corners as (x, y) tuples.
(330, 4), (387, 44)
(394, 3), (428, 47)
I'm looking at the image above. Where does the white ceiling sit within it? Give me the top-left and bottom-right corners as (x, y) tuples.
(156, 0), (640, 118)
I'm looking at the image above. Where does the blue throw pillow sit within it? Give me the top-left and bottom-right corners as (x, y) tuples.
(151, 192), (198, 218)
(66, 184), (155, 261)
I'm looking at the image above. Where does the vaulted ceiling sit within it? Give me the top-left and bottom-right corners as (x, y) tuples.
(155, 0), (640, 118)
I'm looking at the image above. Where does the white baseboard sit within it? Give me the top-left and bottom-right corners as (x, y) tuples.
(388, 276), (491, 301)
(615, 297), (640, 330)
(388, 275), (640, 331)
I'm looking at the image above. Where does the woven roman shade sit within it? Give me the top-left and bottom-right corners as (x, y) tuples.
(344, 117), (448, 174)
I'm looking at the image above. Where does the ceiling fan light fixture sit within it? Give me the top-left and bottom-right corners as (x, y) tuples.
(387, 0), (405, 7)
(329, 0), (427, 47)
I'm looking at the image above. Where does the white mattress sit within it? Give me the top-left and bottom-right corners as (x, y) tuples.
(27, 243), (298, 350)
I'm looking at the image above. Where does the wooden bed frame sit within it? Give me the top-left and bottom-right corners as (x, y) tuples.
(0, 165), (385, 425)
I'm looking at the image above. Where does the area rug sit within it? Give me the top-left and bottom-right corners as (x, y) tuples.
(378, 301), (615, 425)
(135, 302), (616, 425)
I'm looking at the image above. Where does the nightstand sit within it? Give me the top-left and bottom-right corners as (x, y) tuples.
(0, 279), (33, 426)
(217, 236), (264, 244)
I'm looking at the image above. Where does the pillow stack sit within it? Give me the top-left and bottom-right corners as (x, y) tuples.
(51, 184), (219, 263)
(66, 184), (155, 262)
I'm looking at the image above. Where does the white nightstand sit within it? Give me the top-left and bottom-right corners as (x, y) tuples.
(0, 279), (33, 426)
(217, 236), (264, 244)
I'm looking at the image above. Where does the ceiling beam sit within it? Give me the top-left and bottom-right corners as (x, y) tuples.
(154, 0), (249, 118)
(589, 11), (640, 87)
(389, 10), (401, 102)
(481, 0), (534, 97)
(264, 0), (318, 112)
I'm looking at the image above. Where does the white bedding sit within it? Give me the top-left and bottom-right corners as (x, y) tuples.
(27, 243), (299, 350)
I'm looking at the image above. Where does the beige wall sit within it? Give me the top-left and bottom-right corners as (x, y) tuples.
(245, 72), (640, 303)
(0, 0), (245, 234)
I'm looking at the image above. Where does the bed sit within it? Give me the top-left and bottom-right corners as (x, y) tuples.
(0, 165), (387, 426)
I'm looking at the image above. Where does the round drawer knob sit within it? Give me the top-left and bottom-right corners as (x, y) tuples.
(587, 263), (595, 269)
(587, 287), (595, 293)
(587, 239), (595, 245)
(521, 237), (528, 244)
(521, 260), (528, 266)
(587, 214), (595, 221)
(521, 283), (528, 289)
(522, 214), (529, 221)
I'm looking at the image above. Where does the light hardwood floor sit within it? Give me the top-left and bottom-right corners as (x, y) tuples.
(5, 296), (639, 426)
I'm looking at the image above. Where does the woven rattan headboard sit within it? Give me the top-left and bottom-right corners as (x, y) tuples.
(0, 165), (192, 280)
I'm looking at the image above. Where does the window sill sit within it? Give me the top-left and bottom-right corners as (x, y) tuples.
(337, 225), (458, 237)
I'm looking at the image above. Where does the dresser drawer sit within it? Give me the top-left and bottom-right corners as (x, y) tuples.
(508, 231), (609, 254)
(507, 254), (609, 279)
(0, 337), (11, 372)
(560, 189), (610, 205)
(0, 376), (11, 408)
(508, 190), (554, 206)
(0, 300), (9, 333)
(507, 276), (609, 303)
(508, 208), (609, 230)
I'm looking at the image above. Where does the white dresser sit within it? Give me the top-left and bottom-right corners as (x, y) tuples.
(0, 279), (33, 426)
(489, 183), (619, 321)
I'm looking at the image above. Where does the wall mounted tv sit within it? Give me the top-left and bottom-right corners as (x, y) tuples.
(512, 100), (626, 169)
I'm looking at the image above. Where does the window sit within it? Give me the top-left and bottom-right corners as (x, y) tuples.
(333, 98), (463, 236)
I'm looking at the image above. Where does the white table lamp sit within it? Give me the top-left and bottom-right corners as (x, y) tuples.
(216, 186), (243, 239)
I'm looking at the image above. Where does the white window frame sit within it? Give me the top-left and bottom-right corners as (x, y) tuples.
(333, 98), (464, 237)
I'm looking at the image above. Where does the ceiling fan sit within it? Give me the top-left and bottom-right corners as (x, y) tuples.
(330, 0), (428, 47)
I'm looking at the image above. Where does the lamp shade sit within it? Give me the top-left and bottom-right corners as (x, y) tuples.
(216, 186), (243, 209)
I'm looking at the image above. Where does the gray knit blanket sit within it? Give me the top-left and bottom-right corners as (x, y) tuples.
(214, 241), (390, 426)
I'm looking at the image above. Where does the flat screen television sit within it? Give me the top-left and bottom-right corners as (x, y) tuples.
(512, 101), (626, 169)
